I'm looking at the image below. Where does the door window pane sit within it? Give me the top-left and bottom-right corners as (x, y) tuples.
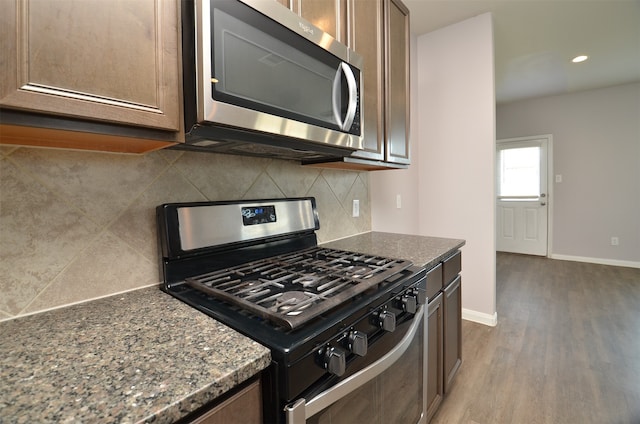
(499, 146), (540, 197)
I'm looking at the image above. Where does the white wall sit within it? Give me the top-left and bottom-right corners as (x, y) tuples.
(372, 14), (497, 326)
(497, 83), (640, 266)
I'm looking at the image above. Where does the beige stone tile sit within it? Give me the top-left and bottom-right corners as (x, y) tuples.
(0, 310), (11, 321)
(108, 167), (208, 263)
(307, 175), (357, 243)
(173, 152), (270, 200)
(357, 172), (370, 191)
(156, 148), (184, 164)
(23, 230), (157, 314)
(0, 146), (19, 156)
(242, 173), (285, 200)
(321, 169), (358, 203)
(0, 159), (101, 315)
(9, 148), (170, 227)
(266, 159), (320, 197)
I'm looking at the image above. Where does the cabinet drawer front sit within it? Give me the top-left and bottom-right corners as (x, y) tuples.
(190, 378), (262, 424)
(425, 263), (443, 300)
(442, 250), (461, 286)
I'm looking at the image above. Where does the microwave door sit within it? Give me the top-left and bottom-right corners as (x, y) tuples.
(210, 3), (341, 131)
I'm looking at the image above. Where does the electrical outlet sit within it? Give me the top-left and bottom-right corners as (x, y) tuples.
(555, 174), (563, 183)
(396, 194), (402, 209)
(352, 199), (360, 217)
(611, 237), (619, 246)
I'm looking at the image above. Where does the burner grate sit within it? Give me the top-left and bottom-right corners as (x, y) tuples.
(184, 247), (413, 329)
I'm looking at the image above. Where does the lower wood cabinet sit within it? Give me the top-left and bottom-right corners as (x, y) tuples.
(426, 250), (462, 422)
(187, 378), (262, 424)
(443, 275), (462, 393)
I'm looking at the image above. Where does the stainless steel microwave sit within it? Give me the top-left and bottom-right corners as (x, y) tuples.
(179, 0), (364, 161)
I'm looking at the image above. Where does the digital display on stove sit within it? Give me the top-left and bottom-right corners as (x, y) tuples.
(241, 205), (277, 226)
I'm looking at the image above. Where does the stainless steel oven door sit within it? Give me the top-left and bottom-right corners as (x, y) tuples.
(285, 307), (427, 424)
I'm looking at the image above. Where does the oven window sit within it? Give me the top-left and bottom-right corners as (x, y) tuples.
(307, 319), (424, 424)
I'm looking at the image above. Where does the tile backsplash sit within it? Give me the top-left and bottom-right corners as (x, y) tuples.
(0, 146), (370, 321)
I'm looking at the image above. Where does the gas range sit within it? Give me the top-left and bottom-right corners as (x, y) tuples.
(157, 198), (427, 422)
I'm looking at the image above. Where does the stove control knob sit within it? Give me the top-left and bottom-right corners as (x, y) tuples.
(401, 294), (418, 314)
(348, 330), (368, 356)
(376, 310), (396, 332)
(414, 288), (427, 305)
(324, 346), (346, 376)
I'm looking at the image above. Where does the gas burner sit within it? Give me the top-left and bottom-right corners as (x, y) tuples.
(275, 291), (313, 314)
(293, 274), (321, 287)
(345, 266), (373, 278)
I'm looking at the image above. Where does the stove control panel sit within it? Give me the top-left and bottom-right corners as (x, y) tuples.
(305, 271), (426, 392)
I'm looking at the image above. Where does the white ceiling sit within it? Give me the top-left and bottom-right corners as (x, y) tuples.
(404, 0), (640, 104)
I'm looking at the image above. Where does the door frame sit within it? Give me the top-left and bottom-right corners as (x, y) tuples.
(496, 134), (554, 257)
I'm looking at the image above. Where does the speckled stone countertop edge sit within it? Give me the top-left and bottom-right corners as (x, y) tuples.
(321, 231), (466, 270)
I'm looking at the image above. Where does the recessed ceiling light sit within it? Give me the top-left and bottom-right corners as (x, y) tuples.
(572, 55), (589, 63)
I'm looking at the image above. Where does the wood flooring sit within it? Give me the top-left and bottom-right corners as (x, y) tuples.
(430, 253), (640, 424)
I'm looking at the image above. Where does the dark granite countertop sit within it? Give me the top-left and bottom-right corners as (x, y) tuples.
(0, 286), (271, 424)
(0, 232), (462, 423)
(322, 232), (465, 270)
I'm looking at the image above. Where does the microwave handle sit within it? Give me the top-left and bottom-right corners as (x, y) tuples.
(332, 62), (358, 131)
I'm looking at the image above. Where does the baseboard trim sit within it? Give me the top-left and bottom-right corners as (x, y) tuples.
(462, 308), (497, 327)
(550, 254), (640, 269)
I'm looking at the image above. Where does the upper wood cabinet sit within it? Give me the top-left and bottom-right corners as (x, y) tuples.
(0, 0), (181, 132)
(349, 0), (385, 163)
(345, 0), (411, 167)
(276, 0), (348, 44)
(383, 0), (410, 165)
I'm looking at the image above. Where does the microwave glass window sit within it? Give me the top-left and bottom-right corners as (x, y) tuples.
(212, 7), (344, 130)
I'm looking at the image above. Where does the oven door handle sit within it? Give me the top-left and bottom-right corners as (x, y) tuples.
(284, 306), (425, 424)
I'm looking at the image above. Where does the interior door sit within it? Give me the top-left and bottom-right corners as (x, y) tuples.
(496, 136), (549, 256)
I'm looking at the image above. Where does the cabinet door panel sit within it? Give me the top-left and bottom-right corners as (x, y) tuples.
(350, 0), (385, 161)
(384, 0), (410, 164)
(426, 292), (444, 422)
(443, 275), (462, 393)
(0, 0), (180, 131)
